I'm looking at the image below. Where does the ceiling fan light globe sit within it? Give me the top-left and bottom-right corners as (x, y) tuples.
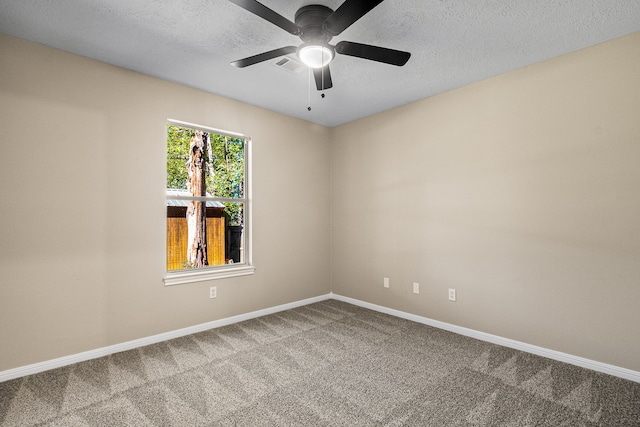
(298, 44), (334, 68)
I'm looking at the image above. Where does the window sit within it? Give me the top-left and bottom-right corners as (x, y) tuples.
(164, 120), (253, 285)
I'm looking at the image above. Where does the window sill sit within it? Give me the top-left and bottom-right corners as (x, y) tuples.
(164, 265), (255, 286)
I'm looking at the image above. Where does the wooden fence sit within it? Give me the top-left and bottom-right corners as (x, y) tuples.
(166, 206), (226, 270)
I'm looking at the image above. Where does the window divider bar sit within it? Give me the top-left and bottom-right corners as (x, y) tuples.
(166, 195), (246, 203)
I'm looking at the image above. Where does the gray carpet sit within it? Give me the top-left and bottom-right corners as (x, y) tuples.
(1, 300), (639, 426)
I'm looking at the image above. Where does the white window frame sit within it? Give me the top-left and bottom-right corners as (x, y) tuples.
(163, 119), (254, 286)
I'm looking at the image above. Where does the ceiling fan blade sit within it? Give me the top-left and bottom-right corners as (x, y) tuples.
(336, 41), (411, 66)
(230, 46), (297, 68)
(228, 0), (299, 35)
(313, 66), (333, 90)
(322, 0), (384, 36)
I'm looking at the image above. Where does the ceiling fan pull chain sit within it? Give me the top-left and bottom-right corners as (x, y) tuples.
(322, 50), (325, 92)
(308, 67), (312, 111)
(321, 59), (326, 99)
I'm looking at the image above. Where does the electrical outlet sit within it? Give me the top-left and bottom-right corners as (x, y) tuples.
(413, 282), (420, 294)
(209, 286), (217, 299)
(384, 277), (390, 288)
(448, 288), (456, 301)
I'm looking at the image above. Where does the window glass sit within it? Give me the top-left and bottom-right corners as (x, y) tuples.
(166, 122), (249, 274)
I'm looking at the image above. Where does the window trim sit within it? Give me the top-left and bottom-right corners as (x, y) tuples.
(163, 119), (254, 286)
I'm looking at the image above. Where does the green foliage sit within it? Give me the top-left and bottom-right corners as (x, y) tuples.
(166, 125), (246, 225)
(206, 133), (245, 199)
(182, 260), (196, 269)
(166, 125), (191, 190)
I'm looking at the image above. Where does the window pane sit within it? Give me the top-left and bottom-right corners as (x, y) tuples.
(166, 201), (245, 270)
(206, 134), (245, 198)
(167, 125), (245, 198)
(222, 202), (245, 264)
(166, 125), (192, 191)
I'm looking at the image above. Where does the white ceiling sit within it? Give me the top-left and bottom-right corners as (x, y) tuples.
(1, 0), (640, 127)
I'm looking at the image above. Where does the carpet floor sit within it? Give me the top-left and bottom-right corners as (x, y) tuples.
(1, 299), (639, 426)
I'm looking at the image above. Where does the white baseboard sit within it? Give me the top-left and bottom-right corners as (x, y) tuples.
(330, 293), (640, 384)
(2, 292), (638, 384)
(0, 294), (331, 383)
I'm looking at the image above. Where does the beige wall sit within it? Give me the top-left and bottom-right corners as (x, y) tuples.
(2, 30), (640, 374)
(0, 34), (331, 372)
(331, 31), (640, 371)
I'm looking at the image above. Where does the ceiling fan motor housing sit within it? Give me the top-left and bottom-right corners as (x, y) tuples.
(295, 5), (334, 44)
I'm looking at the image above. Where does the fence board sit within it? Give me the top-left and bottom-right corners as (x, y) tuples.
(166, 216), (226, 271)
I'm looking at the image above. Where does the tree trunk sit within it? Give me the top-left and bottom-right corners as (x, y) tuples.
(186, 130), (208, 267)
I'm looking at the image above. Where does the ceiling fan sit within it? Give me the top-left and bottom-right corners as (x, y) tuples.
(228, 0), (411, 90)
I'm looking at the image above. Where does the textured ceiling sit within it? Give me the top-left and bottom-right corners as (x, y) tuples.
(1, 0), (640, 127)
